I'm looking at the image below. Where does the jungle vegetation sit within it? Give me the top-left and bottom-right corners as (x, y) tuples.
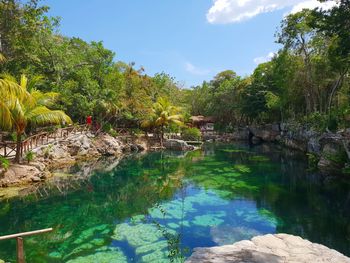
(0, 0), (349, 137)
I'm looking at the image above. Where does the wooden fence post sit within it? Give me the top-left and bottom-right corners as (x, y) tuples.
(16, 237), (25, 263)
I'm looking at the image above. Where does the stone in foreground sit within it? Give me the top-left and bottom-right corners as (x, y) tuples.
(186, 234), (350, 263)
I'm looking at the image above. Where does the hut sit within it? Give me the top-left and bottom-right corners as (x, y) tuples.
(189, 116), (215, 134)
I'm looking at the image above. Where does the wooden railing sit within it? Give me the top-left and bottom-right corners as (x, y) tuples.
(0, 125), (88, 159)
(0, 228), (53, 263)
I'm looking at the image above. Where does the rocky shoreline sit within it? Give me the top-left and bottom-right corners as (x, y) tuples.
(0, 133), (148, 189)
(205, 123), (350, 176)
(186, 233), (350, 263)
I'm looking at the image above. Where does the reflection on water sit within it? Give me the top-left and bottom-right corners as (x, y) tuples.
(0, 143), (349, 262)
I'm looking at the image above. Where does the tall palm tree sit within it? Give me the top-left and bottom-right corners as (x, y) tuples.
(0, 74), (72, 163)
(142, 97), (183, 146)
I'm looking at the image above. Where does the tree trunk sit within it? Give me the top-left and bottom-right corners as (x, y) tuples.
(328, 73), (345, 115)
(15, 132), (22, 163)
(160, 125), (164, 147)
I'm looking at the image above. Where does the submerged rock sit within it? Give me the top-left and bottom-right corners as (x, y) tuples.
(210, 225), (261, 246)
(186, 233), (350, 263)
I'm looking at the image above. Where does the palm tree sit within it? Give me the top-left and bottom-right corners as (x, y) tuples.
(0, 52), (6, 63)
(142, 97), (183, 146)
(0, 74), (72, 163)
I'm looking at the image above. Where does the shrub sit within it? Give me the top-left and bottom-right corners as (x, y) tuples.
(182, 127), (201, 141)
(25, 151), (35, 164)
(102, 123), (112, 133)
(0, 156), (10, 170)
(108, 129), (118, 137)
(306, 153), (319, 172)
(43, 144), (53, 159)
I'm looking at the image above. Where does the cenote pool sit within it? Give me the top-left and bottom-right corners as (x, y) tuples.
(0, 143), (349, 262)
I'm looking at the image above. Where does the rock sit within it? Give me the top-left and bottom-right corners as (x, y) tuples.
(0, 132), (149, 188)
(251, 136), (262, 144)
(93, 134), (122, 156)
(307, 137), (321, 154)
(31, 176), (41, 182)
(137, 144), (145, 151)
(29, 161), (46, 171)
(249, 124), (280, 142)
(318, 133), (347, 174)
(210, 226), (261, 246)
(186, 234), (350, 263)
(164, 139), (194, 151)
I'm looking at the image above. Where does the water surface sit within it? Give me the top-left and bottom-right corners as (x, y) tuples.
(0, 143), (349, 262)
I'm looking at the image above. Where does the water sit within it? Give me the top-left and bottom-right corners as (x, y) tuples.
(0, 143), (349, 262)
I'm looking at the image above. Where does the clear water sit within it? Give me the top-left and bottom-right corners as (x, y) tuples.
(0, 143), (349, 262)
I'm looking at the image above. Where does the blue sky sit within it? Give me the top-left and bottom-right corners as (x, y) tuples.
(43, 0), (335, 87)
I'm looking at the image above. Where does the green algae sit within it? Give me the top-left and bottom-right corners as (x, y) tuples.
(249, 155), (270, 162)
(72, 224), (109, 245)
(66, 248), (127, 263)
(149, 199), (196, 220)
(220, 149), (248, 153)
(141, 249), (169, 263)
(167, 222), (180, 229)
(135, 240), (168, 255)
(233, 164), (251, 173)
(186, 191), (230, 206)
(112, 223), (163, 247)
(192, 211), (226, 227)
(130, 214), (147, 224)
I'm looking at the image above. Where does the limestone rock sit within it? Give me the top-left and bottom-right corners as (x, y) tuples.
(186, 234), (350, 263)
(93, 134), (122, 156)
(164, 139), (194, 151)
(0, 164), (43, 187)
(318, 133), (347, 174)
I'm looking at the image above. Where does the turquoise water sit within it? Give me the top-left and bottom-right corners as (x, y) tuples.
(0, 143), (349, 262)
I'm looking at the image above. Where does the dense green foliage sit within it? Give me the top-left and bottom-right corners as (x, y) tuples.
(186, 3), (350, 131)
(181, 127), (201, 141)
(0, 0), (188, 130)
(0, 0), (349, 135)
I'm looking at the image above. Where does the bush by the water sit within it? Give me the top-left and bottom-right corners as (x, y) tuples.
(0, 156), (10, 170)
(182, 128), (201, 141)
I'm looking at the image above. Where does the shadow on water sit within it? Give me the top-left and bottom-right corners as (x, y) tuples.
(0, 143), (349, 262)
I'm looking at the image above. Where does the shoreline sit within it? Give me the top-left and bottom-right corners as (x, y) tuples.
(0, 133), (150, 198)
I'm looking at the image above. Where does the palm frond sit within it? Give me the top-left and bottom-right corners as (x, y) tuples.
(20, 74), (28, 90)
(27, 75), (44, 92)
(0, 100), (14, 131)
(141, 119), (153, 128)
(0, 73), (17, 83)
(0, 76), (29, 101)
(26, 106), (72, 127)
(0, 53), (6, 63)
(30, 89), (59, 107)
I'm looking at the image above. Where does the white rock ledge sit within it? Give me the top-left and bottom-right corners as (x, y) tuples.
(186, 234), (350, 263)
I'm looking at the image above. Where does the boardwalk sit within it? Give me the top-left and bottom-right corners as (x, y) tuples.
(0, 125), (88, 159)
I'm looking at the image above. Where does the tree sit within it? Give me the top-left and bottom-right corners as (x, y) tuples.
(141, 97), (183, 146)
(312, 0), (350, 114)
(0, 74), (72, 162)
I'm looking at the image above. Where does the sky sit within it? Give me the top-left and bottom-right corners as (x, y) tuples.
(43, 0), (336, 88)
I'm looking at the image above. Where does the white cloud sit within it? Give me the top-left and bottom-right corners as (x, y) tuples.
(185, 62), (211, 75)
(290, 0), (337, 14)
(207, 0), (337, 24)
(254, 52), (276, 64)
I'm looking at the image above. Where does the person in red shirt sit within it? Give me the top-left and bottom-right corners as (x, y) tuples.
(86, 116), (92, 126)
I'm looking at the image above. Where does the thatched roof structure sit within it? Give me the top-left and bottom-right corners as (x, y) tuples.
(190, 116), (215, 124)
